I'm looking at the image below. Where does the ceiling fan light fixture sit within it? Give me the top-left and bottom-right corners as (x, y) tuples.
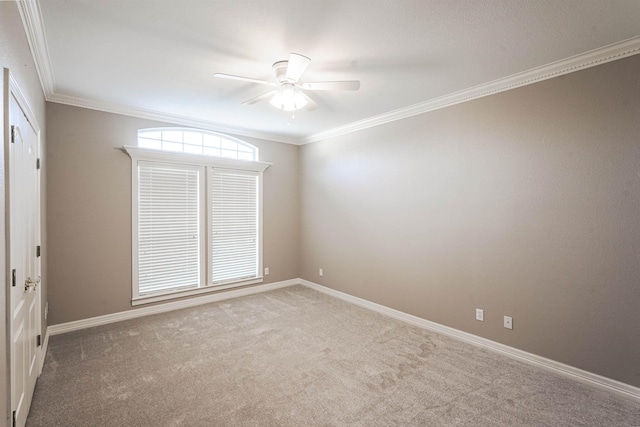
(269, 83), (307, 111)
(215, 52), (359, 111)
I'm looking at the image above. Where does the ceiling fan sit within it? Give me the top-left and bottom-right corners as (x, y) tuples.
(214, 53), (360, 112)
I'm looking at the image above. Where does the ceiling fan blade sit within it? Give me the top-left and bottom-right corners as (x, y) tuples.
(301, 80), (360, 91)
(299, 91), (319, 111)
(214, 73), (277, 86)
(285, 53), (311, 83)
(242, 90), (277, 105)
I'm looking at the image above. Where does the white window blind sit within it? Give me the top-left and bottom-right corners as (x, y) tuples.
(211, 169), (258, 284)
(138, 163), (200, 295)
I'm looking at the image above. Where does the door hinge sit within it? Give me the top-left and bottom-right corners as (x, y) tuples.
(10, 125), (15, 143)
(36, 158), (41, 169)
(37, 334), (42, 347)
(12, 410), (16, 427)
(37, 245), (41, 257)
(12, 269), (16, 287)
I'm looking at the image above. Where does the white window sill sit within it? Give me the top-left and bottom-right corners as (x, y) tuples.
(132, 277), (264, 306)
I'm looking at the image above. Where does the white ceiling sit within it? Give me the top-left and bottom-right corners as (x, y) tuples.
(27, 0), (640, 143)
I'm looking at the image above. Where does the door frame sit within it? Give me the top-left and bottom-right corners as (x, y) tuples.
(4, 68), (43, 427)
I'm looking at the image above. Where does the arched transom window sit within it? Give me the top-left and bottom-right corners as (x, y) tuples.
(138, 128), (258, 161)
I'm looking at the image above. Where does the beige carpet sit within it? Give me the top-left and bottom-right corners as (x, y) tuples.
(27, 286), (640, 426)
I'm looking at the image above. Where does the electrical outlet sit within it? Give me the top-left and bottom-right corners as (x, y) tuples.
(319, 268), (323, 277)
(475, 308), (484, 321)
(504, 316), (513, 330)
(264, 267), (269, 276)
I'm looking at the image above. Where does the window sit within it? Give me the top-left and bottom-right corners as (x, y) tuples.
(210, 170), (258, 284)
(138, 128), (257, 161)
(124, 129), (269, 305)
(138, 164), (200, 295)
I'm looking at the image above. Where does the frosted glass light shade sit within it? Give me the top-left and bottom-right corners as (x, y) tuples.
(269, 83), (307, 111)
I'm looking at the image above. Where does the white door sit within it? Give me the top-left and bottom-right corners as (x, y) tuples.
(9, 88), (41, 427)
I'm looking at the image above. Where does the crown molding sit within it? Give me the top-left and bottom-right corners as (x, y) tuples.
(46, 92), (300, 145)
(17, 1), (640, 146)
(16, 0), (299, 145)
(16, 0), (55, 96)
(301, 36), (640, 144)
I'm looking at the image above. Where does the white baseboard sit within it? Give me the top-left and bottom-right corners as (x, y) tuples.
(299, 279), (640, 403)
(45, 277), (640, 402)
(48, 279), (298, 336)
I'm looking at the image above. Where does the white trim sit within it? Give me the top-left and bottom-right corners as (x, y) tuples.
(12, 0), (298, 146)
(257, 167), (265, 292)
(299, 279), (640, 403)
(44, 277), (640, 402)
(48, 279), (298, 336)
(131, 278), (264, 306)
(17, 1), (640, 146)
(302, 36), (640, 144)
(16, 0), (55, 96)
(7, 71), (46, 426)
(8, 75), (40, 135)
(47, 93), (300, 145)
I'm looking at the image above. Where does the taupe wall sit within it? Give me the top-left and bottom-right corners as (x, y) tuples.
(46, 103), (299, 325)
(299, 55), (640, 387)
(44, 52), (640, 389)
(1, 2), (48, 425)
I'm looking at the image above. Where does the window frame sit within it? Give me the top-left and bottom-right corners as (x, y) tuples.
(124, 145), (271, 305)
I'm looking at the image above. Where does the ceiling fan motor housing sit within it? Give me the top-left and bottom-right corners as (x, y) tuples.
(273, 61), (291, 83)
